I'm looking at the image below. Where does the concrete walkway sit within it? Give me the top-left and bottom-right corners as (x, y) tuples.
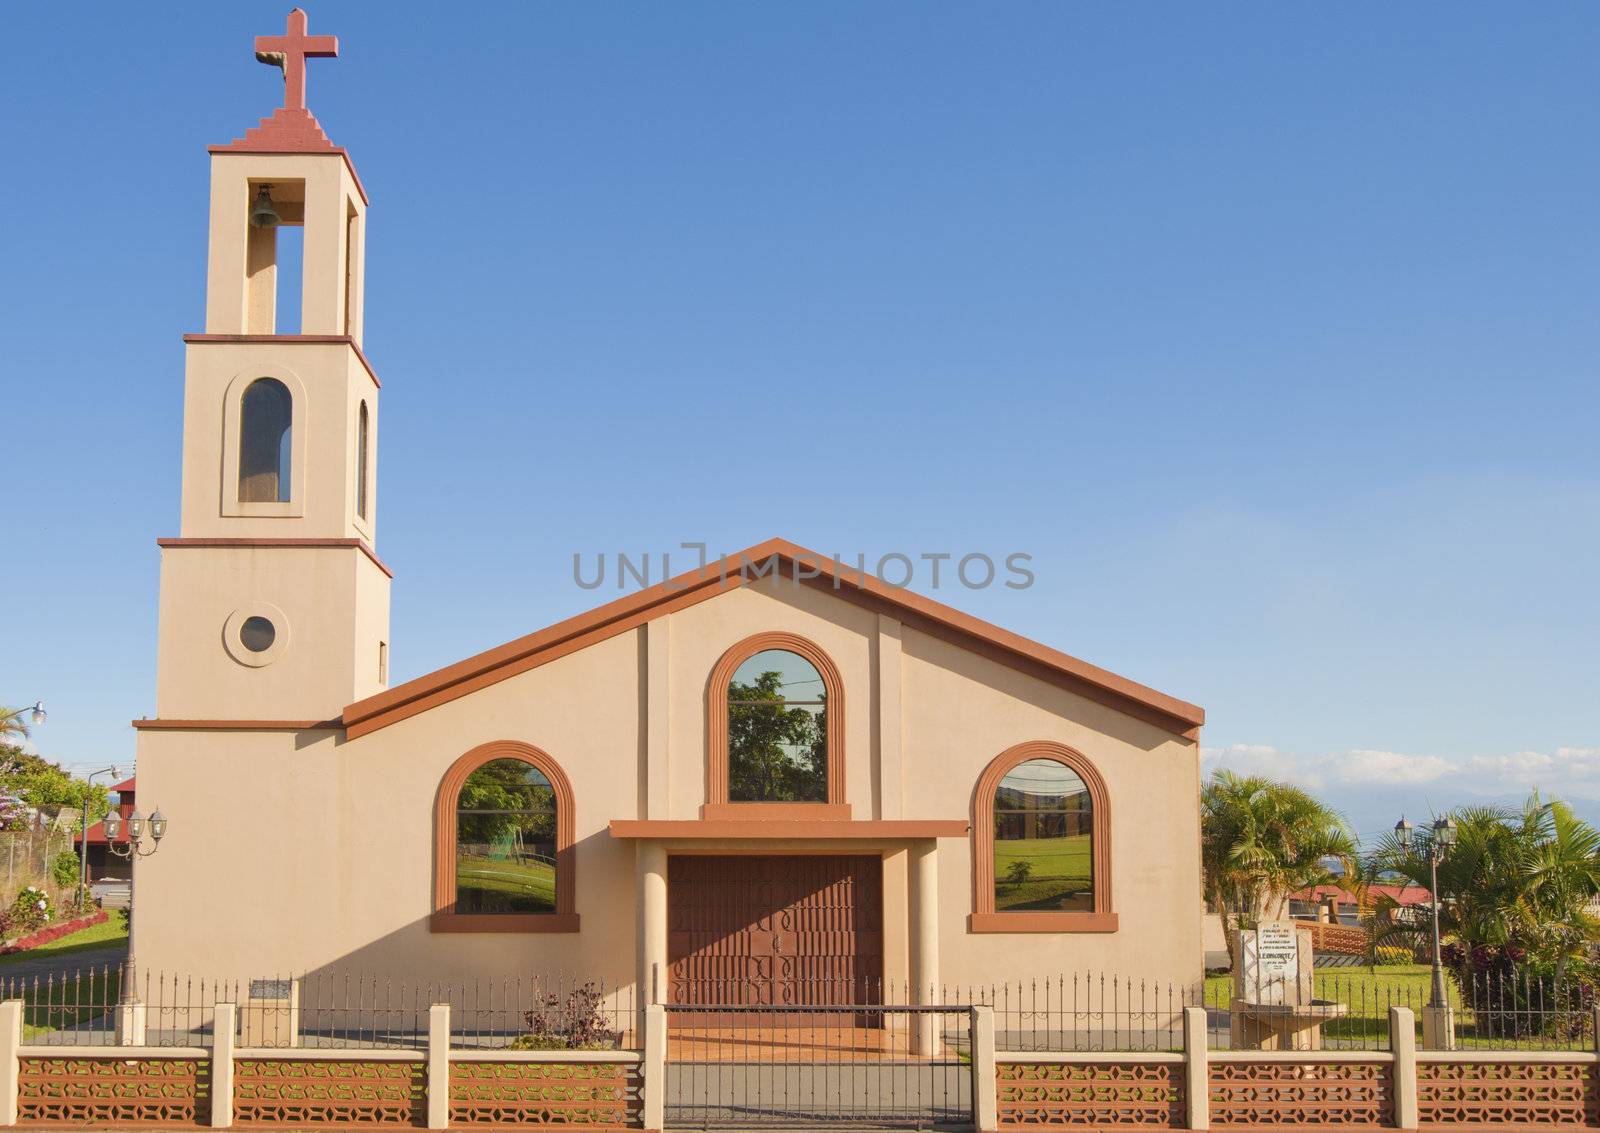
(0, 941), (127, 983)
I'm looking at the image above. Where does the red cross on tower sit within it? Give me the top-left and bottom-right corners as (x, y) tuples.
(254, 8), (339, 112)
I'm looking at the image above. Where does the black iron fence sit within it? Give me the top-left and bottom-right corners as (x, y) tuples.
(442, 971), (636, 1050)
(0, 965), (635, 1050)
(664, 1003), (972, 1129)
(1, 963), (1594, 1054)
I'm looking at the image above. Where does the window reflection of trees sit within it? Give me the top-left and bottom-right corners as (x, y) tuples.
(454, 758), (557, 914)
(727, 649), (828, 803)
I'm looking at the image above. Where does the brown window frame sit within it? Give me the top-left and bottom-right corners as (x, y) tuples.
(432, 740), (579, 933)
(970, 740), (1116, 933)
(703, 631), (848, 820)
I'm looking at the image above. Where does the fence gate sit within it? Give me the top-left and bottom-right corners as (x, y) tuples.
(665, 1004), (973, 1130)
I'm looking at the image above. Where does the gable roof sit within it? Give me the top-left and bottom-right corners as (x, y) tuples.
(341, 537), (1205, 740)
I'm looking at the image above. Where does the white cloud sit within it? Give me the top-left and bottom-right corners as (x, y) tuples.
(1334, 749), (1454, 786)
(1204, 742), (1600, 799)
(1202, 744), (1326, 788)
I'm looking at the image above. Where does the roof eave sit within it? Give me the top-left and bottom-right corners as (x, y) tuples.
(342, 538), (1204, 740)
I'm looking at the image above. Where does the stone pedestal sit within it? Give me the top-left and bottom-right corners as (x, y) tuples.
(115, 1000), (147, 1046)
(1420, 1003), (1456, 1051)
(1231, 921), (1348, 1050)
(240, 978), (300, 1048)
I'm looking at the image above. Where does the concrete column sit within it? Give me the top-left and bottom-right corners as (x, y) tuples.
(909, 841), (940, 1001)
(637, 842), (669, 1010)
(210, 1002), (235, 1129)
(116, 1001), (147, 1047)
(875, 615), (903, 820)
(1420, 1004), (1455, 1052)
(970, 1006), (997, 1133)
(1390, 1006), (1418, 1130)
(427, 1003), (450, 1130)
(909, 841), (940, 1054)
(642, 1003), (666, 1133)
(645, 620), (671, 819)
(1183, 1006), (1209, 1131)
(301, 166), (345, 335)
(0, 999), (23, 1126)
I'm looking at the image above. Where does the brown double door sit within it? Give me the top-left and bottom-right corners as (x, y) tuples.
(667, 855), (884, 1008)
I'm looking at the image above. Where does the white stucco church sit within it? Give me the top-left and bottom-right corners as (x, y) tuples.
(132, 9), (1208, 1010)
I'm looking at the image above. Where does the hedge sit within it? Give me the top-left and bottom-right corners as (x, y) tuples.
(0, 910), (108, 955)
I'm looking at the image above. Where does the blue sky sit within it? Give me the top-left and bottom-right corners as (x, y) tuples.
(1, 3), (1596, 842)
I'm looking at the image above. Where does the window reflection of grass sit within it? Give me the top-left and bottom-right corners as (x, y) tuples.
(995, 834), (1091, 911)
(457, 854), (555, 912)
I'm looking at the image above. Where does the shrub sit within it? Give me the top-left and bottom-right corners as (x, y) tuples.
(1, 909), (107, 954)
(1373, 946), (1412, 967)
(10, 887), (51, 934)
(511, 982), (622, 1051)
(1445, 942), (1597, 1042)
(51, 851), (79, 890)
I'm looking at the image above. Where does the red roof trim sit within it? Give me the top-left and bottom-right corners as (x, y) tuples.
(342, 537), (1204, 741)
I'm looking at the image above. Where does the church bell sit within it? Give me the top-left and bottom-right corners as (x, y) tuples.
(250, 185), (281, 228)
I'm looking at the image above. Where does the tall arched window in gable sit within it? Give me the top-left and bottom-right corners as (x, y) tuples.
(456, 759), (555, 913)
(238, 377), (292, 503)
(355, 400), (370, 520)
(433, 741), (578, 932)
(971, 741), (1116, 933)
(705, 632), (847, 818)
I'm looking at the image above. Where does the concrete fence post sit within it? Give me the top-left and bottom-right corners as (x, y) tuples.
(0, 999), (23, 1126)
(1390, 1006), (1418, 1131)
(427, 1003), (450, 1130)
(115, 1000), (147, 1047)
(1183, 1006), (1209, 1131)
(642, 1003), (666, 1133)
(210, 1002), (235, 1129)
(971, 1006), (997, 1133)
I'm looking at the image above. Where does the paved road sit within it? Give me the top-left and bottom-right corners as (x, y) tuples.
(0, 941), (128, 983)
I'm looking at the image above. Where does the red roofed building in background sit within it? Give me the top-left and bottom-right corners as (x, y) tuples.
(73, 777), (136, 881)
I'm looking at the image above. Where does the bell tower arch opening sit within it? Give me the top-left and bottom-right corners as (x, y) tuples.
(154, 8), (391, 721)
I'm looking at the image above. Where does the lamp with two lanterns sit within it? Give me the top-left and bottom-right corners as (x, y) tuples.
(1393, 814), (1458, 1013)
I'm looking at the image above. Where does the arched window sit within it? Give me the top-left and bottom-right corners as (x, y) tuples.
(238, 378), (293, 503)
(705, 632), (846, 818)
(433, 741), (578, 932)
(355, 401), (370, 520)
(970, 741), (1115, 933)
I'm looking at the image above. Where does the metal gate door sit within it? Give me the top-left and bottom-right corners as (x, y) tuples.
(665, 1004), (973, 1130)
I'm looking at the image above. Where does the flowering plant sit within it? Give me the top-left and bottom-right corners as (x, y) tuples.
(10, 887), (51, 934)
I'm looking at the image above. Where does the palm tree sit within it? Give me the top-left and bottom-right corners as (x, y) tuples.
(1201, 770), (1357, 960)
(1369, 794), (1600, 984)
(0, 708), (34, 745)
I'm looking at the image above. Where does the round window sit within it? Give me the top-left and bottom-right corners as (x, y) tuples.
(239, 616), (276, 653)
(224, 604), (289, 666)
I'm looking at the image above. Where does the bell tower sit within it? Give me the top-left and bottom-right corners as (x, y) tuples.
(155, 8), (391, 721)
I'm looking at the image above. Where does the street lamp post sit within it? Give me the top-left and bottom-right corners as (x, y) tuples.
(0, 702), (48, 730)
(1395, 814), (1459, 1048)
(77, 767), (122, 911)
(102, 808), (168, 1027)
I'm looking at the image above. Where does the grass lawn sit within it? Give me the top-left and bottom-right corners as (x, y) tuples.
(0, 915), (129, 969)
(1203, 963), (1591, 1050)
(0, 915), (131, 1039)
(1202, 963), (1461, 1013)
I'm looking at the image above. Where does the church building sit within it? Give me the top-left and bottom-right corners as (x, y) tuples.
(132, 10), (1207, 1009)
